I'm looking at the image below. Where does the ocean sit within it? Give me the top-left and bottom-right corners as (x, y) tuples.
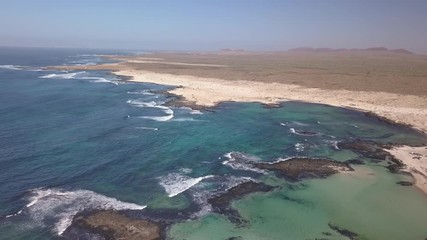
(0, 47), (427, 240)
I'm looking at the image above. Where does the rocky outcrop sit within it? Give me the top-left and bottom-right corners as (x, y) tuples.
(337, 140), (405, 173)
(254, 157), (353, 181)
(70, 210), (165, 240)
(328, 223), (359, 240)
(207, 181), (274, 225)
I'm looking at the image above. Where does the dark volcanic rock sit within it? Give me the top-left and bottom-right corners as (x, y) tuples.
(208, 181), (274, 225)
(159, 90), (212, 111)
(345, 159), (365, 165)
(328, 223), (358, 240)
(338, 140), (394, 161)
(261, 103), (282, 109)
(254, 157), (354, 181)
(387, 163), (403, 173)
(338, 140), (406, 173)
(396, 181), (413, 186)
(70, 210), (165, 240)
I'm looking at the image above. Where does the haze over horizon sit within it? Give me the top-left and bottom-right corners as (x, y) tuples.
(1, 0), (427, 54)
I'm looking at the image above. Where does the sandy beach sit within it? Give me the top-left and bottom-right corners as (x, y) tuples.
(56, 51), (427, 132)
(52, 51), (427, 133)
(49, 51), (427, 197)
(118, 69), (427, 133)
(385, 146), (427, 195)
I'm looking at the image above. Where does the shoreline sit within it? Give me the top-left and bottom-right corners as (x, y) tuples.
(111, 62), (427, 195)
(113, 69), (427, 134)
(385, 146), (427, 195)
(49, 52), (427, 133)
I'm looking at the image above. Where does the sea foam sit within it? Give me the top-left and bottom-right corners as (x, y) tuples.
(222, 151), (264, 173)
(0, 64), (23, 70)
(10, 188), (146, 236)
(128, 100), (174, 121)
(171, 117), (204, 122)
(136, 127), (159, 131)
(158, 173), (213, 197)
(39, 71), (85, 79)
(294, 143), (305, 152)
(0, 65), (43, 71)
(81, 76), (118, 85)
(127, 90), (156, 96)
(188, 175), (255, 218)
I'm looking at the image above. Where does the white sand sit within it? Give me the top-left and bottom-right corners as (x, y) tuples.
(385, 146), (427, 195)
(117, 69), (427, 133)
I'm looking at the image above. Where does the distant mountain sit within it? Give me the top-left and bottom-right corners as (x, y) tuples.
(218, 48), (246, 52)
(389, 49), (413, 54)
(288, 47), (413, 54)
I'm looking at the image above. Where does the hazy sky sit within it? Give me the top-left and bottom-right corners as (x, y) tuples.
(1, 0), (427, 53)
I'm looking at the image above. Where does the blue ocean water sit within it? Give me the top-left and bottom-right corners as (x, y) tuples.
(0, 47), (426, 239)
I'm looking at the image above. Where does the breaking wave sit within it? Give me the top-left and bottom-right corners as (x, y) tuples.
(39, 71), (86, 79)
(5, 188), (146, 236)
(0, 64), (24, 70)
(187, 175), (255, 218)
(141, 115), (174, 122)
(127, 90), (156, 96)
(136, 127), (159, 131)
(80, 76), (118, 85)
(158, 172), (213, 197)
(171, 117), (204, 122)
(0, 65), (43, 71)
(128, 100), (174, 121)
(222, 151), (264, 173)
(294, 143), (305, 152)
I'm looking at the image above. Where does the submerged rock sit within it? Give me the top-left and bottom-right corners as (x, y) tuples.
(254, 157), (354, 181)
(208, 181), (274, 225)
(338, 140), (405, 173)
(396, 181), (413, 186)
(345, 159), (365, 165)
(328, 223), (359, 240)
(70, 210), (165, 240)
(338, 140), (394, 161)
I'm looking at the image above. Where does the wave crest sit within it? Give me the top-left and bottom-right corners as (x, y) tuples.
(39, 71), (86, 79)
(128, 100), (174, 121)
(8, 188), (146, 236)
(158, 173), (213, 197)
(222, 151), (264, 173)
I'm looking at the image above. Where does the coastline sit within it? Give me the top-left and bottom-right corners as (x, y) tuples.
(116, 65), (427, 196)
(49, 53), (427, 192)
(385, 146), (427, 195)
(114, 69), (427, 133)
(49, 51), (427, 133)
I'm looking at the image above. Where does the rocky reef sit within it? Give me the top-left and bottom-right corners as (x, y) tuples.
(254, 157), (354, 181)
(328, 223), (359, 240)
(337, 140), (405, 173)
(208, 181), (274, 225)
(68, 210), (165, 240)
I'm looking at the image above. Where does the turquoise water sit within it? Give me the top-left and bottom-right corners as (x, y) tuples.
(0, 47), (426, 239)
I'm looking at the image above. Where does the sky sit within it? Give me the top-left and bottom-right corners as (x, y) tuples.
(1, 0), (427, 53)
